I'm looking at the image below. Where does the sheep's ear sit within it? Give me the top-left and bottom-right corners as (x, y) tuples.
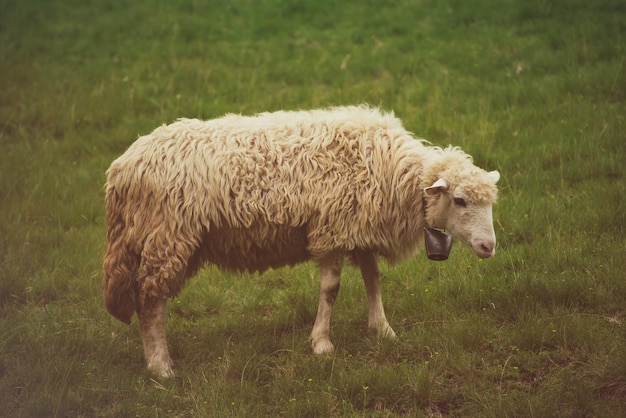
(424, 178), (449, 195)
(486, 170), (500, 184)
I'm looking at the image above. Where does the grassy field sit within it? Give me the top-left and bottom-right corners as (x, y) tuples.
(1, 0), (625, 416)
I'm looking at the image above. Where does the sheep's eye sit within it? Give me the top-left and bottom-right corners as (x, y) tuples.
(453, 197), (467, 207)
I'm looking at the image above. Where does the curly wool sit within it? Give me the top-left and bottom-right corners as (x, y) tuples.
(103, 105), (497, 323)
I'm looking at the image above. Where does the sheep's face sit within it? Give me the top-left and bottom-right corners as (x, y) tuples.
(424, 170), (500, 259)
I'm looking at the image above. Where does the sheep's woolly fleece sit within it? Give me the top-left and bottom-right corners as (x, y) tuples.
(103, 106), (497, 322)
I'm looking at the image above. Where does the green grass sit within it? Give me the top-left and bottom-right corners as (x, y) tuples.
(1, 0), (625, 416)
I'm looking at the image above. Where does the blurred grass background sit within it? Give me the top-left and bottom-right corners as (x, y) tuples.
(1, 0), (625, 416)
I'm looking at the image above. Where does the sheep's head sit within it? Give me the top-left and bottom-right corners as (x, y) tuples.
(423, 169), (500, 259)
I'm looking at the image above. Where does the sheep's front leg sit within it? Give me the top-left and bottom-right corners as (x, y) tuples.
(138, 296), (173, 378)
(354, 249), (396, 339)
(310, 255), (343, 354)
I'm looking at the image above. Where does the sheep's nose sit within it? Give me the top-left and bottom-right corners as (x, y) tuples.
(482, 242), (494, 253)
(473, 240), (496, 258)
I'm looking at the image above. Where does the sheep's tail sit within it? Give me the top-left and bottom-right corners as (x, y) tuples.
(102, 185), (139, 324)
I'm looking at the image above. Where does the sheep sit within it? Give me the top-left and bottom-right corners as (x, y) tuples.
(103, 105), (500, 377)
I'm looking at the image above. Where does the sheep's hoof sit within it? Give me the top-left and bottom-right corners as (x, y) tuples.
(147, 357), (174, 379)
(149, 364), (174, 379)
(311, 338), (335, 355)
(369, 321), (397, 340)
(381, 325), (397, 339)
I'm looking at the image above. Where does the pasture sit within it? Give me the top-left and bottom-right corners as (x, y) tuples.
(1, 0), (625, 416)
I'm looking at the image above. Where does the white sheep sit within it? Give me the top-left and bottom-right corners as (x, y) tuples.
(103, 105), (500, 377)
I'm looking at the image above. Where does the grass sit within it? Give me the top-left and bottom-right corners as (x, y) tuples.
(1, 0), (625, 416)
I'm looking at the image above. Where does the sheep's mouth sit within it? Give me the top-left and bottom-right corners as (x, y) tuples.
(471, 244), (496, 259)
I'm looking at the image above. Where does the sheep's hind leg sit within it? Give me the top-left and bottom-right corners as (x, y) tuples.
(354, 249), (396, 339)
(138, 296), (173, 378)
(310, 255), (343, 354)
